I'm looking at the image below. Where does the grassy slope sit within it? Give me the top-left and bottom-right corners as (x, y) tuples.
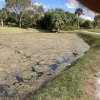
(0, 27), (47, 34)
(31, 33), (100, 100)
(88, 29), (100, 33)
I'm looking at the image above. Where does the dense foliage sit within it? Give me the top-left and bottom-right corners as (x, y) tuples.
(75, 8), (84, 31)
(0, 0), (99, 31)
(38, 9), (66, 32)
(82, 20), (92, 29)
(94, 15), (100, 29)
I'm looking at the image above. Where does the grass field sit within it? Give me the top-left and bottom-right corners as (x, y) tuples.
(0, 26), (78, 34)
(31, 33), (100, 100)
(0, 27), (47, 34)
(88, 29), (100, 33)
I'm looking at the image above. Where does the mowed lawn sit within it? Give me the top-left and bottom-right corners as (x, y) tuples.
(88, 29), (100, 33)
(31, 33), (100, 100)
(0, 27), (47, 34)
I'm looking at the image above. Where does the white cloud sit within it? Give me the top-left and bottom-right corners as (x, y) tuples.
(80, 7), (95, 21)
(34, 2), (50, 9)
(28, 2), (50, 11)
(81, 15), (93, 21)
(65, 0), (95, 21)
(65, 0), (79, 9)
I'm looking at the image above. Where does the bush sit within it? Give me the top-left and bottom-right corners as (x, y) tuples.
(83, 20), (92, 29)
(65, 26), (77, 31)
(38, 9), (66, 32)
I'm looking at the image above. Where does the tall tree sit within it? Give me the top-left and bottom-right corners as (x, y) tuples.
(6, 12), (18, 26)
(75, 8), (84, 31)
(94, 14), (100, 29)
(22, 4), (44, 28)
(39, 9), (66, 32)
(83, 20), (92, 29)
(5, 0), (32, 27)
(65, 12), (77, 30)
(0, 8), (7, 27)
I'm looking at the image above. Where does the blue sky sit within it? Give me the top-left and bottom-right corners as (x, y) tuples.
(33, 0), (95, 21)
(0, 0), (5, 8)
(33, 0), (79, 12)
(0, 0), (95, 21)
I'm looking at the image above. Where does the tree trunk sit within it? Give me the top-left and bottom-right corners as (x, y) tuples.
(19, 16), (22, 28)
(1, 19), (4, 27)
(78, 17), (79, 32)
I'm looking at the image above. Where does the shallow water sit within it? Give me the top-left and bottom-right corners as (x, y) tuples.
(0, 85), (9, 97)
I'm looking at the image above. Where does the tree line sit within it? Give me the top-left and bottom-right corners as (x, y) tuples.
(0, 0), (100, 32)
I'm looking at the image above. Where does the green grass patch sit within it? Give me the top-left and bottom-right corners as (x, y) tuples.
(88, 29), (100, 33)
(0, 27), (47, 34)
(31, 33), (100, 100)
(78, 33), (100, 49)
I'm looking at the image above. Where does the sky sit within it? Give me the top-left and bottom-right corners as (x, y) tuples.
(0, 0), (96, 21)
